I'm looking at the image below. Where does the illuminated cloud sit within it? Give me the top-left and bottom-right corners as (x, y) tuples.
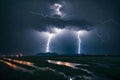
(47, 27), (63, 33)
(44, 27), (63, 53)
(51, 3), (63, 17)
(30, 13), (93, 32)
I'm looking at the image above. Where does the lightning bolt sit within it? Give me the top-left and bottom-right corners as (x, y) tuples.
(77, 31), (81, 54)
(76, 30), (87, 54)
(46, 34), (54, 53)
(46, 27), (62, 53)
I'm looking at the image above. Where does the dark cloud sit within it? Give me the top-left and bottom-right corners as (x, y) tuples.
(29, 12), (93, 32)
(0, 0), (120, 55)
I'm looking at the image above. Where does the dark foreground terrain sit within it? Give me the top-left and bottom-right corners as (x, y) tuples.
(0, 56), (120, 80)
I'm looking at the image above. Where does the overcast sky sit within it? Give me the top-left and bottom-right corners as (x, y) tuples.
(0, 0), (120, 55)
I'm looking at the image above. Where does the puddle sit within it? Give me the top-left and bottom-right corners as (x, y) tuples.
(47, 60), (88, 69)
(46, 60), (95, 80)
(46, 60), (111, 80)
(1, 58), (79, 80)
(1, 58), (110, 80)
(3, 58), (39, 69)
(0, 60), (32, 73)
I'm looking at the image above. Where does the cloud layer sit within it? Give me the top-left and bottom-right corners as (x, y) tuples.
(30, 12), (93, 32)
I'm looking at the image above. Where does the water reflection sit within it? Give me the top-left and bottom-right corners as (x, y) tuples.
(47, 60), (88, 69)
(46, 60), (95, 80)
(3, 58), (39, 69)
(1, 58), (71, 79)
(0, 60), (32, 73)
(1, 58), (97, 80)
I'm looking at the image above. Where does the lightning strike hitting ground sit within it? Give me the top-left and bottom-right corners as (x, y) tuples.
(46, 34), (54, 52)
(46, 27), (62, 53)
(77, 31), (81, 54)
(77, 31), (87, 54)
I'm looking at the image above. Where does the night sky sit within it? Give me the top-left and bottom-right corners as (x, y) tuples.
(0, 0), (120, 55)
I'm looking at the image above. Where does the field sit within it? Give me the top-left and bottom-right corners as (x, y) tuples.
(0, 56), (120, 80)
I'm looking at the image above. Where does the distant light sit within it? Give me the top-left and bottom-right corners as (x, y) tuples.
(20, 54), (23, 57)
(16, 55), (19, 57)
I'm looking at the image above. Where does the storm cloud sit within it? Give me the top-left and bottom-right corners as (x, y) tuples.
(29, 12), (93, 32)
(1, 0), (120, 55)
